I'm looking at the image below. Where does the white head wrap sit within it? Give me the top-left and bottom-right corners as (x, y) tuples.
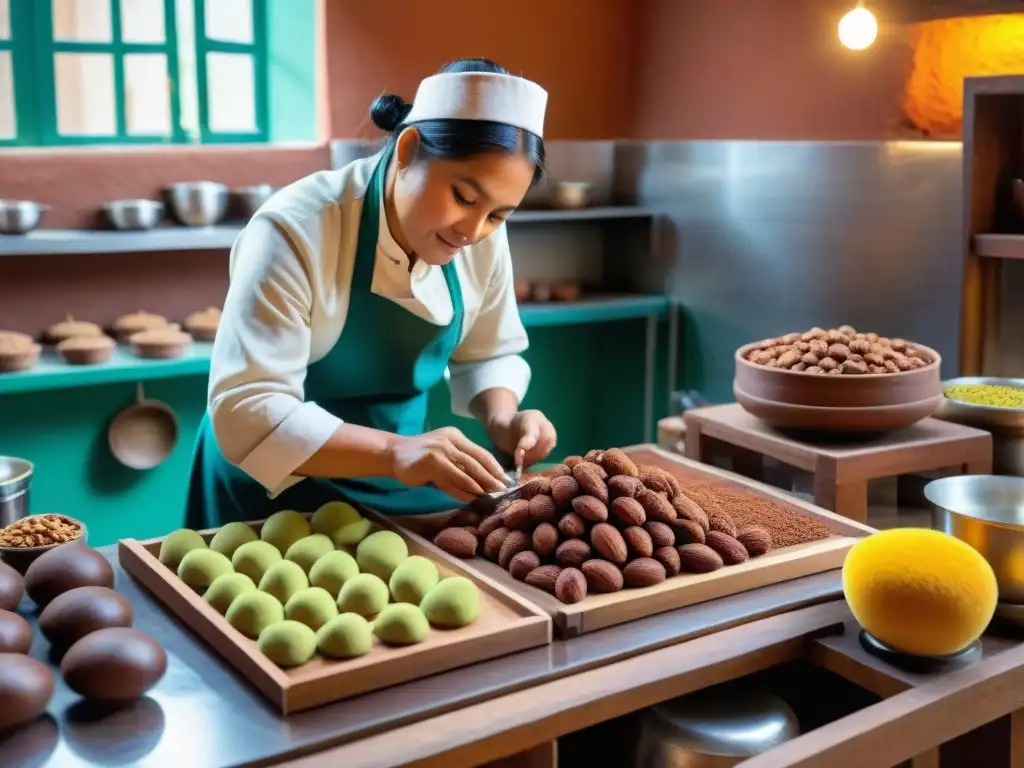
(403, 72), (547, 138)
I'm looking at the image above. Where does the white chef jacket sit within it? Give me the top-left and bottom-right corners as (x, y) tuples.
(208, 153), (531, 498)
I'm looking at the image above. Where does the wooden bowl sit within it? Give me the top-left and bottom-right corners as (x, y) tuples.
(0, 343), (41, 373)
(45, 317), (104, 344)
(734, 341), (942, 409)
(57, 335), (116, 365)
(128, 327), (192, 359)
(0, 515), (88, 575)
(113, 311), (169, 342)
(733, 384), (943, 433)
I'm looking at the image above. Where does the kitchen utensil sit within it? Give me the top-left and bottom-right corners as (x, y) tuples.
(164, 181), (229, 227)
(925, 474), (1024, 603)
(550, 181), (591, 210)
(934, 376), (1024, 475)
(0, 200), (50, 235)
(108, 382), (179, 470)
(0, 457), (32, 528)
(45, 315), (103, 344)
(103, 199), (164, 231)
(634, 682), (799, 767)
(462, 472), (523, 518)
(128, 325), (192, 359)
(234, 184), (276, 218)
(57, 335), (116, 365)
(0, 515), (88, 575)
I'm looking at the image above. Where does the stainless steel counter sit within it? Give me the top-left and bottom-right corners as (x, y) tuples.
(0, 547), (843, 768)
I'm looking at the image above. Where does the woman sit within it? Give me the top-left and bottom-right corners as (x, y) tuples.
(186, 59), (557, 530)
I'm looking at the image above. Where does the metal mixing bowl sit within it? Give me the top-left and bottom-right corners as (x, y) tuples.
(234, 184), (276, 219)
(934, 377), (1024, 475)
(0, 200), (50, 234)
(164, 181), (229, 227)
(925, 474), (1024, 603)
(103, 199), (164, 231)
(0, 456), (32, 527)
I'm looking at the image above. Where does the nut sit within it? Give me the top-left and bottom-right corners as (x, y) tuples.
(519, 476), (551, 499)
(623, 526), (654, 558)
(557, 512), (586, 539)
(556, 539), (592, 568)
(777, 350), (801, 368)
(572, 462), (609, 503)
(670, 493), (709, 531)
(654, 546), (681, 576)
(708, 510), (738, 538)
(638, 468), (671, 495)
(622, 557), (666, 588)
(532, 522), (559, 556)
(509, 550), (541, 580)
(525, 564), (562, 594)
(809, 339), (829, 358)
(502, 499), (532, 530)
(849, 339), (871, 355)
(669, 518), (705, 545)
(498, 530), (531, 569)
(599, 448), (639, 478)
(478, 512), (505, 538)
(827, 343), (850, 361)
(610, 497), (646, 527)
(572, 495), (609, 523)
(590, 523), (628, 564)
(545, 463), (572, 478)
(736, 526), (773, 557)
(819, 357), (838, 371)
(608, 475), (643, 499)
(582, 559), (624, 593)
(433, 527), (478, 559)
(635, 489), (676, 523)
(483, 527), (510, 560)
(705, 531), (749, 565)
(0, 514), (82, 547)
(529, 494), (558, 523)
(555, 567), (588, 604)
(562, 455), (584, 469)
(550, 475), (580, 507)
(583, 449), (604, 464)
(644, 521), (676, 548)
(677, 543), (725, 573)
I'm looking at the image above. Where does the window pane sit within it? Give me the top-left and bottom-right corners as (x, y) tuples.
(204, 0), (252, 44)
(54, 53), (116, 135)
(0, 0), (10, 40)
(124, 53), (171, 135)
(52, 0), (112, 42)
(206, 52), (255, 133)
(121, 0), (166, 43)
(0, 50), (14, 139)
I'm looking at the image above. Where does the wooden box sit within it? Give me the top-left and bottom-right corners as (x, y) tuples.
(450, 445), (874, 638)
(118, 511), (552, 715)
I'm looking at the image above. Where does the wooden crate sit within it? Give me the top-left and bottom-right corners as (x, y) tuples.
(435, 445), (874, 638)
(118, 511), (552, 715)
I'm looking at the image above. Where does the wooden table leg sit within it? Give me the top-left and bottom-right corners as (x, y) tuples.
(685, 421), (712, 464)
(730, 445), (764, 482)
(910, 747), (940, 768)
(1011, 709), (1024, 768)
(482, 741), (557, 768)
(813, 476), (869, 524)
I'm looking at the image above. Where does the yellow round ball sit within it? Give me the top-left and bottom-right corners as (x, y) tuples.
(843, 528), (998, 657)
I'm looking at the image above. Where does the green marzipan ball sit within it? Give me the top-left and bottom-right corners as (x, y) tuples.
(356, 530), (409, 581)
(209, 522), (258, 559)
(259, 560), (309, 605)
(284, 586), (339, 631)
(309, 550), (359, 598)
(159, 528), (207, 571)
(177, 549), (234, 592)
(332, 517), (375, 547)
(336, 573), (389, 618)
(226, 590), (284, 639)
(258, 620), (317, 668)
(285, 533), (336, 575)
(204, 572), (256, 615)
(311, 501), (362, 538)
(373, 603), (429, 646)
(261, 510), (312, 554)
(231, 540), (282, 583)
(420, 576), (481, 628)
(389, 555), (439, 605)
(317, 613), (373, 659)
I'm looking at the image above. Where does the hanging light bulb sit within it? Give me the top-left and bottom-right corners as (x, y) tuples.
(838, 3), (878, 50)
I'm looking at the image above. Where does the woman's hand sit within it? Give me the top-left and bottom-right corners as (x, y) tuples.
(387, 427), (509, 503)
(487, 410), (558, 470)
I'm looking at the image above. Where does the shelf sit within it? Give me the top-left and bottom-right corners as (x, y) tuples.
(973, 234), (1024, 260)
(0, 343), (214, 396)
(0, 296), (670, 395)
(0, 207), (655, 257)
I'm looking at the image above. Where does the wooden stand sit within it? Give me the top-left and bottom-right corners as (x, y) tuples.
(683, 404), (993, 523)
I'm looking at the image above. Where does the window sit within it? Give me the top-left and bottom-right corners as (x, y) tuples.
(0, 0), (290, 147)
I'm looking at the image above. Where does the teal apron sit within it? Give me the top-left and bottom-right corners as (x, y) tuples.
(185, 146), (468, 529)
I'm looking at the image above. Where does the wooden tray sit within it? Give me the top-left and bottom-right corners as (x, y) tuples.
(446, 445), (875, 638)
(118, 511), (552, 715)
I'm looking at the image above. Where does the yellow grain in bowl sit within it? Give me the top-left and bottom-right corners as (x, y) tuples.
(944, 383), (1024, 409)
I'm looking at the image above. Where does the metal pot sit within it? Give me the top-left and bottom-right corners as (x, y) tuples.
(0, 200), (51, 234)
(934, 377), (1024, 475)
(0, 456), (33, 527)
(164, 182), (229, 227)
(925, 474), (1024, 603)
(234, 184), (276, 218)
(103, 199), (164, 230)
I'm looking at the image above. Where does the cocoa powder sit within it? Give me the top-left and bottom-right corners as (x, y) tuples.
(682, 484), (832, 549)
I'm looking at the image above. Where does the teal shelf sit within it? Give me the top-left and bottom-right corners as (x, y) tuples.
(0, 296), (670, 396)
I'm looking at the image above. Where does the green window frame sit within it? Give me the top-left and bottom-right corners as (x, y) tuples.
(0, 0), (39, 146)
(31, 0), (186, 145)
(193, 0), (268, 144)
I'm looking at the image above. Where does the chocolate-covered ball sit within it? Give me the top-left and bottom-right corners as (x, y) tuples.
(61, 627), (167, 702)
(0, 654), (55, 731)
(0, 561), (24, 612)
(38, 586), (133, 651)
(0, 610), (32, 654)
(24, 546), (114, 608)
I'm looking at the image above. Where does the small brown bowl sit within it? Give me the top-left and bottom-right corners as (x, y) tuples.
(128, 327), (192, 359)
(45, 317), (104, 345)
(0, 343), (41, 373)
(113, 311), (169, 343)
(57, 335), (116, 365)
(183, 307), (220, 342)
(0, 515), (88, 575)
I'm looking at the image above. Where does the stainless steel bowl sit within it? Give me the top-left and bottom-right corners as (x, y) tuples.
(0, 456), (32, 527)
(934, 376), (1024, 475)
(164, 181), (229, 227)
(234, 184), (276, 218)
(103, 199), (164, 231)
(551, 181), (591, 210)
(0, 200), (50, 235)
(925, 474), (1024, 603)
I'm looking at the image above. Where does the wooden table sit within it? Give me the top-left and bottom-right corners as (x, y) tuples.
(683, 404), (993, 523)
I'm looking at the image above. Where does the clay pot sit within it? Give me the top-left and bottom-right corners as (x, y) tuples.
(113, 311), (169, 343)
(45, 316), (103, 345)
(128, 327), (192, 359)
(0, 333), (40, 373)
(57, 335), (116, 366)
(183, 307), (221, 342)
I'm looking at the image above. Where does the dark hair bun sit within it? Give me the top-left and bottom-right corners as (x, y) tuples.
(370, 93), (412, 132)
